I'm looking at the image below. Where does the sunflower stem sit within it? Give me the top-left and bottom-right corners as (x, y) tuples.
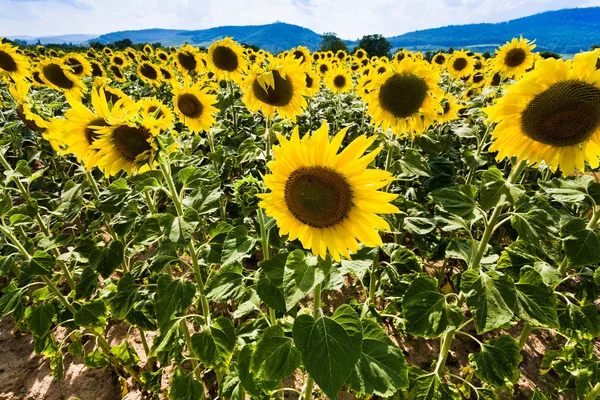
(265, 117), (273, 164)
(517, 321), (533, 349)
(0, 151), (76, 290)
(83, 168), (119, 242)
(180, 319), (205, 387)
(383, 137), (395, 192)
(301, 282), (322, 400)
(228, 80), (238, 136)
(469, 159), (527, 270)
(368, 250), (379, 306)
(586, 383), (600, 400)
(257, 207), (270, 261)
(159, 159), (211, 325)
(335, 93), (341, 132)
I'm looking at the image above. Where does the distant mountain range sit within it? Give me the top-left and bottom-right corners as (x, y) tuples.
(6, 7), (600, 54)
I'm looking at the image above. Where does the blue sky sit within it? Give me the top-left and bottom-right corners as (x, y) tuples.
(2, 0), (600, 38)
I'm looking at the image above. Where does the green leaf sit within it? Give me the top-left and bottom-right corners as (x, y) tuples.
(256, 271), (286, 312)
(292, 304), (362, 400)
(22, 250), (54, 276)
(191, 317), (236, 370)
(108, 273), (138, 319)
(461, 269), (516, 334)
(191, 187), (222, 215)
(471, 335), (522, 386)
(75, 266), (98, 300)
(91, 241), (124, 279)
(155, 275), (195, 331)
(340, 246), (378, 281)
(50, 352), (64, 381)
(221, 226), (257, 266)
(282, 250), (329, 311)
(74, 299), (108, 328)
(0, 285), (24, 318)
(480, 166), (509, 210)
(515, 267), (559, 328)
(403, 216), (437, 235)
(205, 264), (246, 301)
(561, 218), (600, 267)
(399, 149), (431, 177)
(111, 341), (140, 367)
(25, 302), (55, 337)
(538, 176), (592, 203)
(238, 344), (278, 397)
(402, 276), (463, 338)
(430, 185), (478, 220)
(348, 338), (408, 396)
(557, 301), (600, 340)
(250, 326), (301, 381)
(408, 373), (461, 400)
(169, 368), (205, 400)
(68, 339), (84, 359)
(511, 208), (559, 251)
(84, 348), (109, 368)
(167, 215), (196, 246)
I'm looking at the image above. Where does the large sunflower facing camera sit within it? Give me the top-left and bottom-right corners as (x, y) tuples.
(365, 58), (442, 136)
(208, 37), (247, 83)
(486, 52), (600, 175)
(242, 58), (308, 121)
(258, 121), (400, 262)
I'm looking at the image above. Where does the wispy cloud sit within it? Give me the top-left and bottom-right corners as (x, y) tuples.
(1, 0), (599, 38)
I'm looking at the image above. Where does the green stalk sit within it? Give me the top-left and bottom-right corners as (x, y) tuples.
(434, 293), (465, 378)
(180, 319), (205, 388)
(264, 117), (273, 164)
(158, 160), (211, 324)
(469, 160), (527, 270)
(517, 322), (533, 349)
(586, 383), (600, 400)
(83, 169), (118, 241)
(368, 251), (379, 305)
(228, 80), (238, 136)
(0, 152), (76, 290)
(301, 283), (322, 400)
(257, 208), (270, 261)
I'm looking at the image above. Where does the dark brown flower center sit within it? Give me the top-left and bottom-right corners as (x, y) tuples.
(319, 64), (329, 74)
(147, 105), (165, 118)
(110, 65), (124, 80)
(378, 72), (428, 118)
(0, 50), (18, 72)
(284, 166), (353, 228)
(113, 56), (124, 66)
(434, 54), (445, 65)
(113, 125), (152, 161)
(17, 105), (45, 133)
(177, 51), (197, 71)
(139, 63), (158, 80)
(252, 70), (294, 107)
(42, 63), (75, 89)
(504, 48), (526, 68)
(211, 45), (239, 72)
(521, 80), (600, 147)
(160, 68), (172, 80)
(305, 72), (314, 88)
(177, 93), (203, 118)
(452, 57), (468, 71)
(333, 75), (346, 88)
(66, 57), (84, 75)
(91, 62), (103, 77)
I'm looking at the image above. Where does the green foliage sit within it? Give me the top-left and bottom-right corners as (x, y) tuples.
(357, 34), (392, 57)
(320, 32), (348, 52)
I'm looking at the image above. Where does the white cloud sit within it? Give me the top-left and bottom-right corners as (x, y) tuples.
(1, 0), (599, 39)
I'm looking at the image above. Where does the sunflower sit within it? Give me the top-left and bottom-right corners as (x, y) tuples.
(312, 52), (321, 62)
(143, 44), (154, 56)
(258, 121), (400, 261)
(137, 61), (162, 86)
(432, 53), (447, 67)
(172, 78), (219, 134)
(39, 58), (86, 98)
(0, 41), (31, 81)
(365, 58), (442, 136)
(242, 58), (308, 121)
(335, 50), (347, 61)
(110, 53), (128, 68)
(63, 53), (92, 77)
(90, 60), (105, 78)
(139, 97), (175, 131)
(290, 46), (311, 68)
(175, 45), (201, 75)
(30, 69), (46, 86)
(316, 60), (331, 76)
(325, 67), (352, 94)
(125, 48), (138, 62)
(208, 37), (247, 83)
(437, 97), (460, 123)
(159, 66), (176, 84)
(354, 49), (367, 60)
(103, 47), (113, 56)
(394, 50), (409, 64)
(447, 50), (474, 79)
(470, 72), (486, 88)
(56, 88), (116, 169)
(8, 79), (50, 135)
(155, 49), (169, 63)
(356, 75), (374, 99)
(303, 69), (320, 97)
(494, 37), (536, 79)
(92, 107), (162, 177)
(485, 52), (600, 175)
(109, 65), (126, 82)
(93, 78), (134, 109)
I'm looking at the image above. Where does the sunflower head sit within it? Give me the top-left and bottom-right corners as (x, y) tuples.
(172, 78), (219, 134)
(258, 121), (399, 261)
(139, 97), (175, 131)
(291, 46), (311, 67)
(90, 61), (105, 78)
(303, 69), (320, 97)
(176, 45), (200, 75)
(0, 42), (31, 81)
(447, 50), (474, 79)
(354, 49), (366, 60)
(494, 36), (536, 79)
(137, 61), (162, 86)
(39, 58), (86, 98)
(63, 53), (92, 77)
(325, 67), (352, 94)
(111, 53), (128, 68)
(208, 37), (248, 83)
(432, 53), (446, 66)
(437, 96), (460, 123)
(242, 58), (308, 121)
(143, 44), (154, 55)
(109, 65), (126, 82)
(365, 59), (442, 136)
(486, 52), (600, 175)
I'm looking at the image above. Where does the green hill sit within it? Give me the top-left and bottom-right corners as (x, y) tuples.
(388, 7), (600, 53)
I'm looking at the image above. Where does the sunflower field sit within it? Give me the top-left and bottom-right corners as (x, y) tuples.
(1, 35), (600, 400)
